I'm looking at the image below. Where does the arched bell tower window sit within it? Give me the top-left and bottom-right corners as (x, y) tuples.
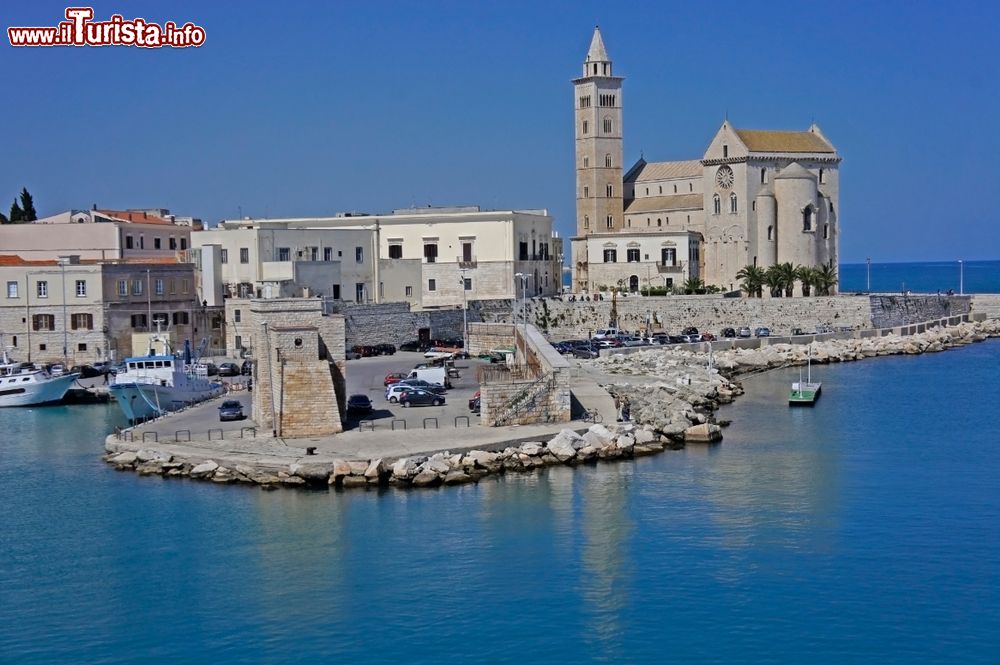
(713, 194), (721, 215)
(803, 206), (814, 232)
(730, 193), (738, 214)
(603, 117), (613, 133)
(605, 154), (612, 168)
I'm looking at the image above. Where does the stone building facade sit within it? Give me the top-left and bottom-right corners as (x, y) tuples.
(572, 27), (841, 294)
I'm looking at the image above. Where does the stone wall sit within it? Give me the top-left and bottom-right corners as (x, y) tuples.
(467, 323), (515, 356)
(491, 293), (974, 341)
(971, 294), (1000, 320)
(330, 301), (471, 348)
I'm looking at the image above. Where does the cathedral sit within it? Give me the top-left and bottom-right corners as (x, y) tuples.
(571, 27), (841, 295)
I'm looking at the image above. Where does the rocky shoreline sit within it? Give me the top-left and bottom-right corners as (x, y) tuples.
(104, 319), (998, 490)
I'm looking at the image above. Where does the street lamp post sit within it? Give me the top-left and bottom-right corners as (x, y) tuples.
(959, 259), (964, 295)
(866, 257), (871, 293)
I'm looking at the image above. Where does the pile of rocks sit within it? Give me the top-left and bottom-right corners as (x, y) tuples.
(104, 423), (694, 490)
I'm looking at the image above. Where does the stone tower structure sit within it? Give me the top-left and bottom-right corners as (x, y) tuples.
(571, 27), (624, 290)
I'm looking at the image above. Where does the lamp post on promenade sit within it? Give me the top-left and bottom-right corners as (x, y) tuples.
(959, 259), (964, 295)
(514, 272), (530, 363)
(866, 257), (871, 293)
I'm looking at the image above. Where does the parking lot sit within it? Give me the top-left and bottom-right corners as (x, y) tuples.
(343, 351), (486, 432)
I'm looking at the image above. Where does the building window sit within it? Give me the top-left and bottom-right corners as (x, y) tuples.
(582, 120), (589, 135)
(463, 278), (472, 291)
(355, 247), (364, 263)
(606, 184), (613, 197)
(583, 186), (589, 198)
(713, 194), (721, 215)
(689, 183), (693, 192)
(583, 156), (589, 167)
(657, 218), (662, 227)
(75, 280), (86, 297)
(605, 154), (613, 168)
(125, 235), (134, 249)
(388, 244), (403, 259)
(626, 248), (640, 263)
(173, 312), (190, 325)
(155, 279), (164, 295)
(829, 201), (835, 214)
(803, 206), (814, 232)
(154, 237), (162, 250)
(723, 144), (729, 158)
(169, 237), (177, 250)
(730, 193), (738, 214)
(118, 280), (128, 297)
(673, 184), (677, 193)
(579, 95), (591, 108)
(78, 343), (87, 352)
(819, 168), (826, 184)
(180, 239), (188, 250)
(139, 235), (145, 250)
(38, 343), (46, 351)
(36, 281), (48, 298)
(462, 242), (474, 262)
(182, 279), (190, 294)
(584, 215), (589, 229)
(518, 242), (529, 260)
(277, 247), (290, 261)
(234, 309), (241, 323)
(332, 284), (341, 300)
(324, 247), (334, 261)
(239, 248), (249, 263)
(32, 314), (55, 331)
(234, 335), (242, 350)
(603, 249), (617, 263)
(131, 314), (147, 329)
(220, 249), (228, 263)
(71, 313), (94, 330)
(6, 281), (17, 298)
(151, 313), (169, 328)
(606, 215), (613, 229)
(761, 168), (767, 184)
(428, 279), (436, 292)
(603, 117), (613, 133)
(132, 279), (143, 296)
(824, 224), (829, 239)
(424, 243), (438, 263)
(767, 226), (773, 241)
(752, 200), (756, 211)
(661, 247), (676, 266)
(405, 286), (413, 297)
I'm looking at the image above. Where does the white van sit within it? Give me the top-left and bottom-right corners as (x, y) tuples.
(406, 367), (450, 389)
(593, 328), (622, 340)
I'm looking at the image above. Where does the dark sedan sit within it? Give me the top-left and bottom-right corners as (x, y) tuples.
(218, 400), (244, 422)
(572, 343), (601, 359)
(217, 362), (240, 377)
(399, 388), (445, 407)
(397, 379), (446, 394)
(347, 394), (373, 415)
(721, 327), (736, 338)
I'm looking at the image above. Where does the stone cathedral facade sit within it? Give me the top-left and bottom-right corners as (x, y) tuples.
(571, 27), (841, 295)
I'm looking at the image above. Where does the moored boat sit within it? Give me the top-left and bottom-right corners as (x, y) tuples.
(789, 345), (822, 406)
(0, 341), (80, 407)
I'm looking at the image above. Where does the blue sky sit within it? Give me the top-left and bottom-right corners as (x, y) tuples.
(2, 0), (998, 262)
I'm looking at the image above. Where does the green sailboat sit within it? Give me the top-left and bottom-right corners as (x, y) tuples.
(789, 345), (822, 406)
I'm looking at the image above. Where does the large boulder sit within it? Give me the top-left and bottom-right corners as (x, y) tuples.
(546, 430), (580, 463)
(519, 442), (543, 456)
(391, 457), (420, 480)
(109, 451), (138, 467)
(684, 423), (723, 443)
(420, 458), (451, 474)
(190, 460), (219, 478)
(290, 463), (332, 483)
(332, 459), (353, 480)
(136, 449), (171, 463)
(412, 470), (442, 487)
(364, 458), (385, 480)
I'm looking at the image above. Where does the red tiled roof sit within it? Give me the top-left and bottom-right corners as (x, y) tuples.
(0, 255), (57, 266)
(96, 209), (175, 226)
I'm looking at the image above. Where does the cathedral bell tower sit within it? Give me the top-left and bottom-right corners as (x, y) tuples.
(573, 26), (624, 239)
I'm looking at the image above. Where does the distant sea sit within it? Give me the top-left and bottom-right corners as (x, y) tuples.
(562, 260), (1000, 294)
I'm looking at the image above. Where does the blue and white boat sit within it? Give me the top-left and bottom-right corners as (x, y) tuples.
(110, 337), (224, 423)
(0, 346), (80, 407)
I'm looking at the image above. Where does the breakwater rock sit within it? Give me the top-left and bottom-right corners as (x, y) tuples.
(104, 423), (683, 489)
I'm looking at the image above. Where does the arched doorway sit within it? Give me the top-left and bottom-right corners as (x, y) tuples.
(629, 275), (639, 292)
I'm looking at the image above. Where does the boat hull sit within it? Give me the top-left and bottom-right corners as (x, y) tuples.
(0, 373), (79, 407)
(110, 382), (224, 422)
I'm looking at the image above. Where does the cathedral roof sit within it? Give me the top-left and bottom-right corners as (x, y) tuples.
(774, 162), (815, 180)
(586, 26), (609, 62)
(735, 129), (835, 153)
(624, 193), (703, 214)
(626, 159), (702, 182)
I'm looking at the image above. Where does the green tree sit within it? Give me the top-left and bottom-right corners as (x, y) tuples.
(9, 199), (23, 223)
(776, 262), (798, 297)
(736, 265), (765, 298)
(0, 211), (8, 224)
(764, 265), (785, 297)
(796, 265), (817, 296)
(813, 261), (838, 296)
(18, 188), (36, 221)
(682, 277), (705, 295)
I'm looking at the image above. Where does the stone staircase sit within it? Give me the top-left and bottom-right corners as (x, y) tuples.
(491, 372), (556, 427)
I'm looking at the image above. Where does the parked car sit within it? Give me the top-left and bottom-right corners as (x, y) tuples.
(754, 327), (771, 337)
(375, 343), (397, 355)
(399, 388), (445, 408)
(49, 364), (66, 377)
(397, 378), (447, 393)
(218, 400), (244, 422)
(217, 362), (240, 377)
(736, 327), (752, 338)
(572, 343), (601, 359)
(399, 340), (428, 352)
(195, 362), (218, 376)
(469, 390), (481, 411)
(384, 372), (408, 387)
(622, 337), (648, 347)
(721, 328), (736, 338)
(681, 326), (699, 336)
(593, 328), (622, 340)
(815, 324), (834, 334)
(91, 361), (112, 375)
(240, 360), (254, 376)
(790, 327), (805, 336)
(700, 333), (716, 342)
(109, 362), (126, 376)
(70, 364), (102, 378)
(347, 394), (373, 415)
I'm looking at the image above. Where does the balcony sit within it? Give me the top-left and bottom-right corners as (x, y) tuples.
(456, 256), (477, 269)
(657, 262), (685, 274)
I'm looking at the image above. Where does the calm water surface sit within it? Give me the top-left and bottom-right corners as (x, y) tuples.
(2, 341), (999, 663)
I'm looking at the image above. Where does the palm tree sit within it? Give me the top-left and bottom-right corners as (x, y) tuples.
(682, 277), (705, 295)
(735, 265), (765, 298)
(776, 262), (798, 297)
(813, 261), (838, 296)
(796, 265), (817, 296)
(763, 265), (785, 297)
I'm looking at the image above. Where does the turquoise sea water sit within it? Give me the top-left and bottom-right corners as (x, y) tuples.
(2, 341), (1000, 663)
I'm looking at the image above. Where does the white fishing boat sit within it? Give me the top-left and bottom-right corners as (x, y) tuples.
(109, 333), (224, 423)
(0, 342), (80, 407)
